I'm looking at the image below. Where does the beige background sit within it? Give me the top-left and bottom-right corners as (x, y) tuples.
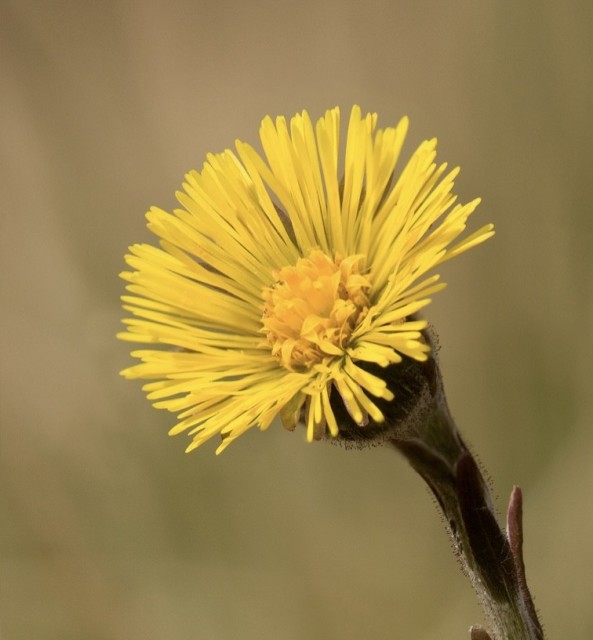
(1, 1), (592, 638)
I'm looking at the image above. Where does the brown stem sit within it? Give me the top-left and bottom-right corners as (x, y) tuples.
(390, 398), (544, 639)
(330, 326), (544, 638)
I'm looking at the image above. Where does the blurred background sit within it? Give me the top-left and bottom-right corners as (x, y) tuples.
(1, 1), (592, 638)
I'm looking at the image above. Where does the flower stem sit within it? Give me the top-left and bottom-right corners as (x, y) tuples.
(390, 395), (544, 639)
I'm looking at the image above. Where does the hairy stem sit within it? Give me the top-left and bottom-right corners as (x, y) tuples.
(390, 396), (544, 640)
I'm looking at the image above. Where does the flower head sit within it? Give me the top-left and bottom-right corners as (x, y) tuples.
(119, 106), (493, 453)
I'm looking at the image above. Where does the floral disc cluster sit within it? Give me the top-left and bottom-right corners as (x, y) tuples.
(119, 106), (494, 453)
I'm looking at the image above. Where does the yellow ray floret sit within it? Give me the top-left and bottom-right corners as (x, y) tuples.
(119, 106), (494, 453)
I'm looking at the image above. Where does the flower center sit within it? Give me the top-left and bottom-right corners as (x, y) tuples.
(262, 250), (371, 370)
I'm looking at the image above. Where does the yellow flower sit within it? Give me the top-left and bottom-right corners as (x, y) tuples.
(119, 106), (494, 454)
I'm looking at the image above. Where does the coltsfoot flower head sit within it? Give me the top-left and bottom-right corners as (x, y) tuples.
(119, 106), (494, 454)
